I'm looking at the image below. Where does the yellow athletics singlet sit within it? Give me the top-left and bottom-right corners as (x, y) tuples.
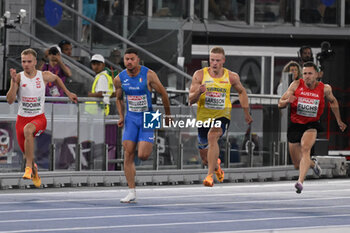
(197, 67), (232, 122)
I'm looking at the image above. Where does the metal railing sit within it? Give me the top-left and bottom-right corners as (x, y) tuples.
(0, 92), (284, 173)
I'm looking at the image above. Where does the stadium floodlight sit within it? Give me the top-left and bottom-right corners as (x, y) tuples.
(16, 9), (26, 24)
(1, 9), (28, 91)
(3, 11), (11, 19)
(19, 9), (26, 18)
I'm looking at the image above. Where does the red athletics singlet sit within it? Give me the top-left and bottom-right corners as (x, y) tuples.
(16, 71), (47, 152)
(291, 79), (325, 124)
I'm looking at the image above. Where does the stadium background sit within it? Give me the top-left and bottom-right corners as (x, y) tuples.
(0, 0), (349, 176)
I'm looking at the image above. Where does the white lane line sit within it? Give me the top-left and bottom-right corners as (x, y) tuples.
(1, 196), (350, 214)
(1, 179), (350, 196)
(2, 213), (350, 233)
(200, 224), (350, 233)
(2, 187), (350, 205)
(1, 204), (350, 224)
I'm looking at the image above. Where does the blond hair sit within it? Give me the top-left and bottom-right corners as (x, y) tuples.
(210, 46), (225, 56)
(21, 48), (37, 58)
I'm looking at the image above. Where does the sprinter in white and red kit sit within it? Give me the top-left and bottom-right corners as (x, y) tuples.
(278, 61), (347, 194)
(6, 48), (78, 187)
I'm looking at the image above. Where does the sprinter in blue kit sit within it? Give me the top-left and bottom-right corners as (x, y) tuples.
(114, 48), (171, 203)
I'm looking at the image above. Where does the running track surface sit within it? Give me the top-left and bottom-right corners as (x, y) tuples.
(1, 179), (350, 233)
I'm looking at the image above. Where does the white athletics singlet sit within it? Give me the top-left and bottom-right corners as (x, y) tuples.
(17, 71), (46, 117)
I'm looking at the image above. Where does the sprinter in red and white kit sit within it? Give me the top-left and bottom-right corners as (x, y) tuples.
(279, 61), (347, 194)
(6, 48), (78, 187)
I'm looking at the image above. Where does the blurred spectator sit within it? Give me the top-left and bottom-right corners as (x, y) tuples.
(283, 61), (302, 81)
(255, 0), (281, 22)
(300, 0), (322, 23)
(318, 0), (337, 24)
(81, 0), (97, 43)
(276, 61), (301, 95)
(87, 54), (117, 170)
(209, 0), (232, 20)
(58, 40), (72, 57)
(108, 48), (122, 66)
(298, 46), (314, 67)
(129, 0), (146, 16)
(94, 0), (111, 44)
(87, 54), (115, 115)
(40, 40), (73, 66)
(279, 0), (293, 23)
(41, 46), (72, 97)
(112, 0), (122, 15)
(111, 0), (123, 32)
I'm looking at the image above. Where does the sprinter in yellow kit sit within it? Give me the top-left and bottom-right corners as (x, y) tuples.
(189, 46), (252, 187)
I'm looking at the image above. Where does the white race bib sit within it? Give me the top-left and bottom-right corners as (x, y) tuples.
(204, 92), (226, 109)
(21, 97), (43, 115)
(127, 95), (148, 112)
(296, 97), (319, 117)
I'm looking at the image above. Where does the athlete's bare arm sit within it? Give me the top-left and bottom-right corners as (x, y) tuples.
(113, 75), (125, 128)
(278, 80), (300, 109)
(42, 71), (78, 103)
(324, 84), (347, 132)
(148, 70), (171, 117)
(6, 69), (21, 104)
(189, 69), (206, 105)
(229, 71), (253, 124)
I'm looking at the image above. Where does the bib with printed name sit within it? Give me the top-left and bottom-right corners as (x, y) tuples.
(291, 79), (325, 124)
(119, 66), (153, 117)
(18, 71), (46, 117)
(127, 94), (148, 112)
(197, 67), (232, 122)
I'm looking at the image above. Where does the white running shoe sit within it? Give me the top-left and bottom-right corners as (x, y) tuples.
(120, 191), (137, 203)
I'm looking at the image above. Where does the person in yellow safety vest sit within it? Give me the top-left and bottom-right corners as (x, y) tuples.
(87, 54), (116, 115)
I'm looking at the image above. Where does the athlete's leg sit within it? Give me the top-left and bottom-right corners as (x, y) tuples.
(137, 141), (153, 161)
(123, 140), (137, 189)
(198, 127), (209, 165)
(121, 119), (151, 203)
(207, 127), (223, 176)
(23, 123), (36, 168)
(199, 148), (208, 165)
(289, 142), (302, 169)
(15, 120), (25, 154)
(298, 129), (317, 184)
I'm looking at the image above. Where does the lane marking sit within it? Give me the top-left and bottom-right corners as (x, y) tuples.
(200, 224), (350, 233)
(2, 213), (350, 233)
(1, 196), (350, 214)
(2, 187), (350, 205)
(1, 204), (350, 224)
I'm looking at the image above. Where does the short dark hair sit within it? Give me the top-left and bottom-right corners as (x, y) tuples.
(48, 46), (60, 55)
(300, 45), (312, 55)
(58, 40), (71, 49)
(303, 61), (318, 71)
(124, 47), (139, 56)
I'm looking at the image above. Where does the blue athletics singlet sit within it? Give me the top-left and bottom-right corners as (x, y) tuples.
(119, 66), (154, 143)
